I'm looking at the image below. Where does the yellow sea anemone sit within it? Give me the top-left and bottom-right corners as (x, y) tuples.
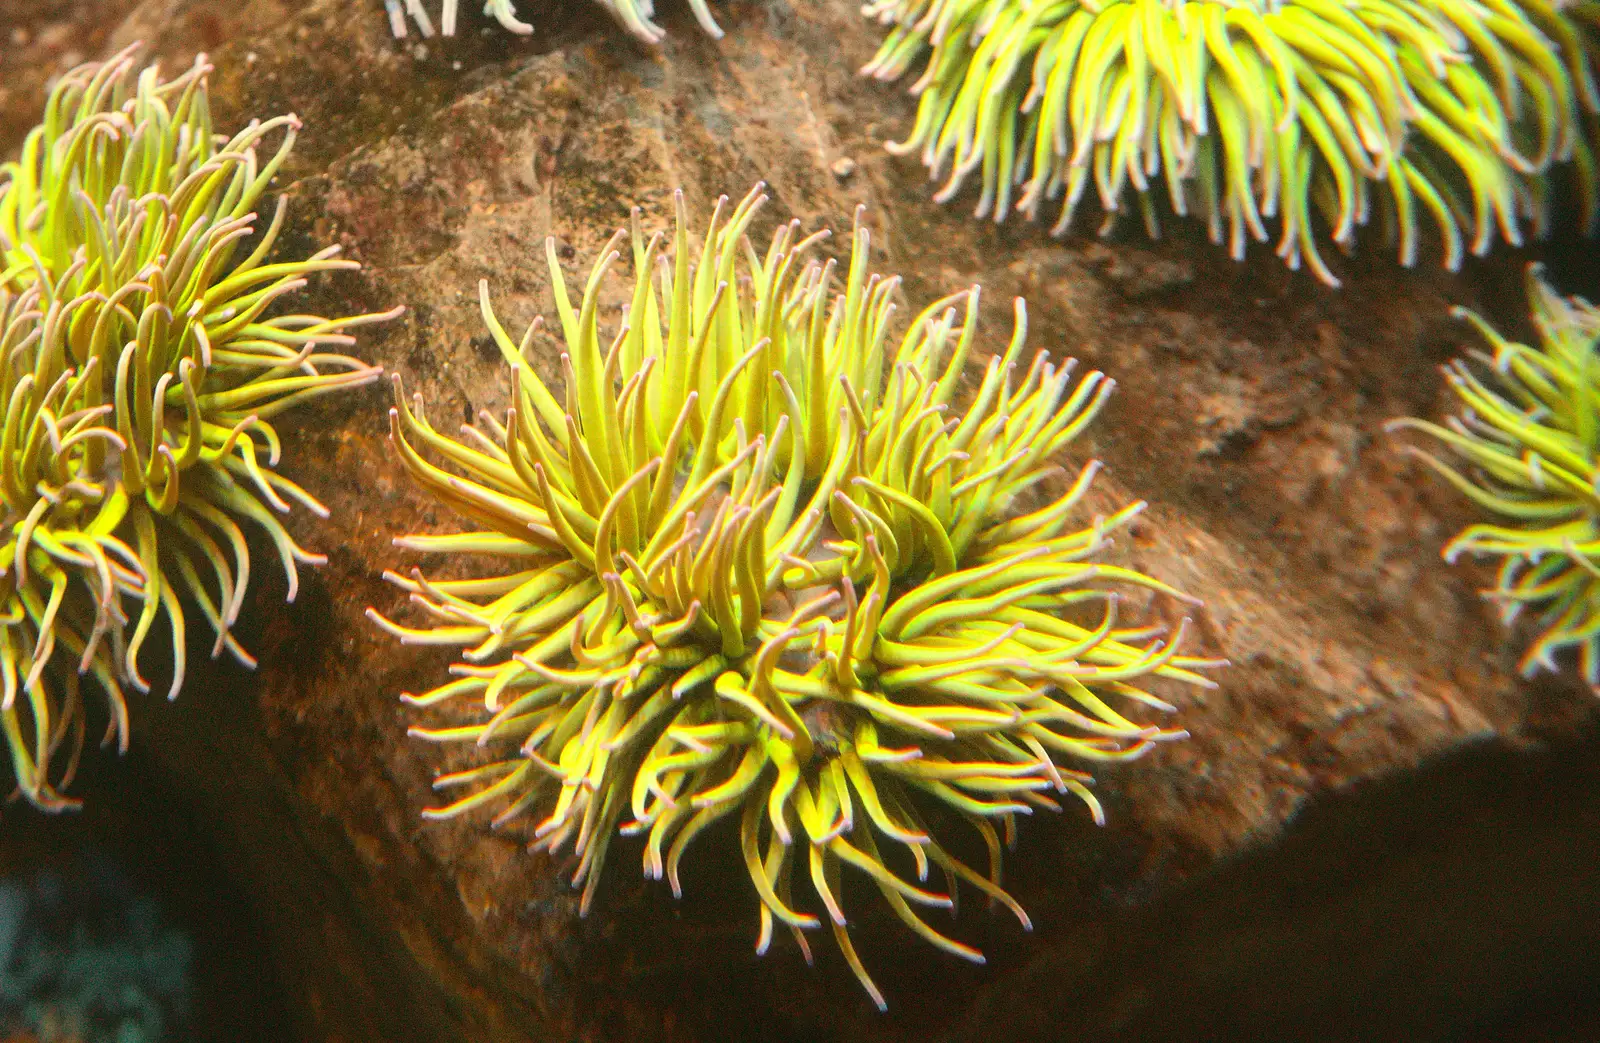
(0, 48), (396, 809)
(1391, 264), (1600, 685)
(374, 186), (1219, 1005)
(862, 0), (1600, 286)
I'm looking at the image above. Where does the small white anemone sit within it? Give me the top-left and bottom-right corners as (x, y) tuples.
(385, 0), (724, 43)
(386, 0), (532, 38)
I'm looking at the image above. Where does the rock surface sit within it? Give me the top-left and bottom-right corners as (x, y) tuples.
(2, 1), (1598, 1041)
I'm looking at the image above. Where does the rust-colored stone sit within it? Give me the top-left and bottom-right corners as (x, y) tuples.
(2, 1), (1596, 1041)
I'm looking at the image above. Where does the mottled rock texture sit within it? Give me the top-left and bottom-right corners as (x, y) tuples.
(2, 1), (1597, 1041)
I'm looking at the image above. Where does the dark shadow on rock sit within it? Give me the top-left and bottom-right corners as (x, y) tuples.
(949, 715), (1600, 1043)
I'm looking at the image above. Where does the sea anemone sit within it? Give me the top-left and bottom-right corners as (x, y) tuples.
(386, 0), (725, 44)
(0, 277), (139, 811)
(860, 0), (1600, 287)
(1391, 264), (1600, 687)
(0, 48), (397, 809)
(374, 185), (1219, 1005)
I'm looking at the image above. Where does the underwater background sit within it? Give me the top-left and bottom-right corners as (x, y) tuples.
(1, 0), (1599, 1040)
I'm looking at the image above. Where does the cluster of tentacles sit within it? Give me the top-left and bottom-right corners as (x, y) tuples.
(0, 48), (395, 810)
(374, 185), (1219, 1006)
(861, 0), (1600, 287)
(1391, 265), (1600, 687)
(385, 0), (724, 43)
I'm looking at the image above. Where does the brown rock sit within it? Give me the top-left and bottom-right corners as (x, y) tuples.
(2, 1), (1597, 1041)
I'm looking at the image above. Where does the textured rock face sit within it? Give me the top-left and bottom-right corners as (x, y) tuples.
(3, 2), (1597, 1041)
